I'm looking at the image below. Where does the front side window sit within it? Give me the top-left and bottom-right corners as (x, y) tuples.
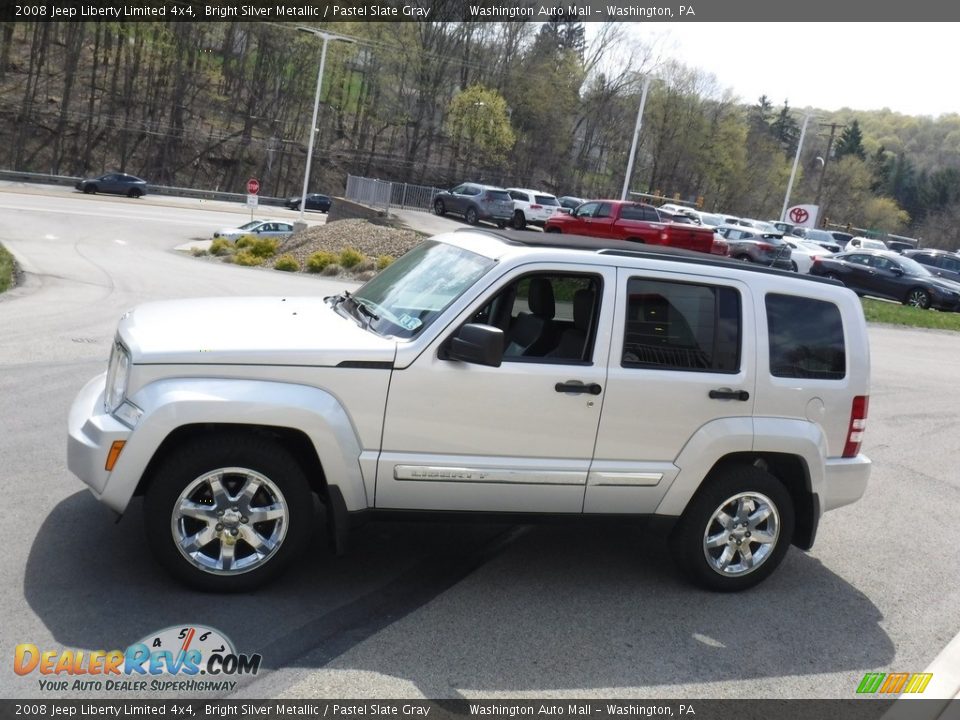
(350, 241), (495, 339)
(622, 279), (741, 373)
(766, 294), (845, 379)
(576, 202), (599, 218)
(470, 273), (602, 363)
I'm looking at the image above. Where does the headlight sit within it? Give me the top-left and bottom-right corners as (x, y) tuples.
(104, 340), (131, 414)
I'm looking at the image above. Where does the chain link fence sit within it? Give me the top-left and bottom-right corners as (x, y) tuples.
(345, 174), (443, 213)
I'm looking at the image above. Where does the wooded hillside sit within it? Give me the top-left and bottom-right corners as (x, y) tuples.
(2, 19), (959, 247)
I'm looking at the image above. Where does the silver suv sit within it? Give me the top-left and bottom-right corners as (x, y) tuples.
(718, 225), (794, 270)
(68, 231), (871, 593)
(432, 183), (513, 227)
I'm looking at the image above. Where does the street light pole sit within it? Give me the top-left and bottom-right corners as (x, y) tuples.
(297, 27), (354, 224)
(620, 76), (652, 201)
(780, 113), (812, 222)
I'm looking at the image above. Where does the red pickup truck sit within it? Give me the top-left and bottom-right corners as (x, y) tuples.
(544, 200), (724, 255)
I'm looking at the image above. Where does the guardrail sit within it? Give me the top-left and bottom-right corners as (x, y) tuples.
(0, 169), (289, 207)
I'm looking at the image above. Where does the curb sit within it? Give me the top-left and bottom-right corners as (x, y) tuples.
(881, 629), (960, 719)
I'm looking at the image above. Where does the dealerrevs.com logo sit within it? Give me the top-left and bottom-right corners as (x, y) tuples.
(14, 625), (261, 693)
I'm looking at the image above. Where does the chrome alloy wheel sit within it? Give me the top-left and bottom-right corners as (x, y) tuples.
(171, 467), (289, 575)
(702, 492), (780, 577)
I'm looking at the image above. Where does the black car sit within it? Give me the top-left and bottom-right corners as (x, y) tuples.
(286, 193), (331, 212)
(904, 249), (960, 283)
(558, 196), (585, 212)
(809, 249), (960, 310)
(75, 173), (148, 198)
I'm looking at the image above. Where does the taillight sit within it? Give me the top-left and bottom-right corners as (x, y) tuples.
(758, 243), (774, 251)
(843, 395), (869, 457)
(812, 255), (822, 263)
(531, 204), (542, 210)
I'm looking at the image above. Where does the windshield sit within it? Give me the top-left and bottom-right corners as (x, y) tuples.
(239, 220), (262, 230)
(351, 241), (495, 339)
(536, 195), (560, 206)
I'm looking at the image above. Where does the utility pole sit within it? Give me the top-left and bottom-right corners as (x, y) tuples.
(780, 114), (812, 222)
(813, 122), (844, 226)
(620, 76), (652, 201)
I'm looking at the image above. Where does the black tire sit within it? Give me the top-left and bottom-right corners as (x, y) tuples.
(496, 220), (507, 229)
(790, 261), (799, 272)
(736, 254), (753, 262)
(143, 433), (315, 592)
(824, 272), (841, 282)
(670, 465), (794, 592)
(465, 206), (479, 225)
(513, 210), (526, 230)
(433, 199), (446, 216)
(904, 287), (931, 309)
(545, 226), (561, 233)
(127, 188), (142, 198)
(83, 185), (97, 194)
(291, 202), (301, 211)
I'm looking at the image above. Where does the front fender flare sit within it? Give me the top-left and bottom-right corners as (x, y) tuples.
(102, 378), (368, 514)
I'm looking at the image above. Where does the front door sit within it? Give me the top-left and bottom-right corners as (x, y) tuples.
(375, 265), (616, 513)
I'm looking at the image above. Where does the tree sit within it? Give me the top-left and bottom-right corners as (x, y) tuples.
(834, 119), (866, 160)
(769, 100), (801, 158)
(446, 84), (515, 175)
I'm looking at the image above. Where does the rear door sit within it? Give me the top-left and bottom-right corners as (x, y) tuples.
(586, 268), (754, 514)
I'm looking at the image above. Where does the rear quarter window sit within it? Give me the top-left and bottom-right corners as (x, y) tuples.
(766, 294), (846, 379)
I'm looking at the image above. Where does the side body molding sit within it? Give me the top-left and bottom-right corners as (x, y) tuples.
(102, 379), (369, 514)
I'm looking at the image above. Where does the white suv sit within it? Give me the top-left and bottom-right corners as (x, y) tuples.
(507, 188), (562, 229)
(68, 231), (871, 593)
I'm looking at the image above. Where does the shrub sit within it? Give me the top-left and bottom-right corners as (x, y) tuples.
(306, 251), (338, 273)
(357, 258), (377, 273)
(376, 255), (394, 270)
(233, 249), (262, 266)
(356, 270), (376, 282)
(247, 237), (279, 258)
(209, 238), (233, 256)
(191, 247), (209, 257)
(338, 247), (364, 269)
(234, 235), (257, 249)
(321, 263), (342, 276)
(273, 254), (300, 272)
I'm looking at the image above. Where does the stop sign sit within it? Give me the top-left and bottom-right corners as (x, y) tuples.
(246, 177), (260, 195)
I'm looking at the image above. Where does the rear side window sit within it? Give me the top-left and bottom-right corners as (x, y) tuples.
(486, 190), (511, 201)
(536, 195), (559, 206)
(766, 294), (845, 379)
(622, 279), (741, 373)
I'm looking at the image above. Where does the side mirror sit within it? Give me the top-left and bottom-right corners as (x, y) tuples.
(890, 267), (904, 276)
(447, 324), (504, 367)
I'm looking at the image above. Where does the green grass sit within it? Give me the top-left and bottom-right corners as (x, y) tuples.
(861, 298), (960, 331)
(0, 243), (15, 293)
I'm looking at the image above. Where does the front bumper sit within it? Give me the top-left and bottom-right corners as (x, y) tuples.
(821, 454), (871, 513)
(67, 373), (131, 502)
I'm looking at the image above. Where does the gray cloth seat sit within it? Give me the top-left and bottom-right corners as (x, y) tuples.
(504, 278), (559, 357)
(550, 288), (595, 360)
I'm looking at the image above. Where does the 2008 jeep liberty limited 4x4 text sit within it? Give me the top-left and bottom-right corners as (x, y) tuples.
(68, 230), (871, 592)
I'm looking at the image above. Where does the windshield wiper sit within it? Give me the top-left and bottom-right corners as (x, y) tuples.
(352, 296), (380, 323)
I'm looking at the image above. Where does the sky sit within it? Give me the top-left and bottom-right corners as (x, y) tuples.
(617, 23), (958, 118)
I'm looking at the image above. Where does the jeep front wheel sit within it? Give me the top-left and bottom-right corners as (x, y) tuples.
(144, 434), (314, 592)
(670, 466), (794, 592)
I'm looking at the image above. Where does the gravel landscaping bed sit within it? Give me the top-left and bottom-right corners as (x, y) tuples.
(277, 218), (422, 268)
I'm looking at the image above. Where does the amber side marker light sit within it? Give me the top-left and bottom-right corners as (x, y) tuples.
(105, 441), (126, 471)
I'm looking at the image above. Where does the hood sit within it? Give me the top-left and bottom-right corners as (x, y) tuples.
(117, 297), (396, 366)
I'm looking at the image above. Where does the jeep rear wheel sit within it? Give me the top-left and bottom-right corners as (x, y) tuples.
(144, 434), (314, 592)
(465, 207), (479, 225)
(433, 199), (446, 216)
(671, 465), (794, 592)
(513, 210), (526, 230)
